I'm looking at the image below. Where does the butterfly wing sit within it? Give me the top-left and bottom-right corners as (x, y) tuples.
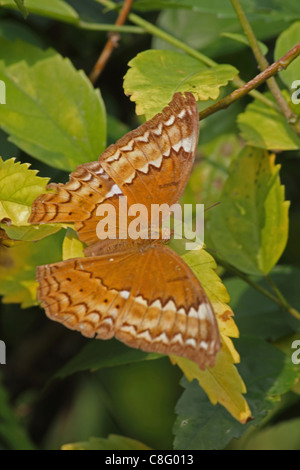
(37, 243), (220, 369)
(100, 92), (199, 211)
(28, 161), (126, 246)
(29, 92), (198, 233)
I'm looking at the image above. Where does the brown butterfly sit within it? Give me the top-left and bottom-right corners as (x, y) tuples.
(29, 92), (221, 370)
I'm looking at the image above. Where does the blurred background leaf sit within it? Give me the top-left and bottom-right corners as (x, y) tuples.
(62, 433), (151, 450)
(0, 376), (36, 449)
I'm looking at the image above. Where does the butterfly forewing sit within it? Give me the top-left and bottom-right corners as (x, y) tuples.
(37, 244), (220, 369)
(100, 93), (199, 212)
(29, 93), (198, 240)
(28, 162), (128, 246)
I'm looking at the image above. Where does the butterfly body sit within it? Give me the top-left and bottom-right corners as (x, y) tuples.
(29, 92), (221, 369)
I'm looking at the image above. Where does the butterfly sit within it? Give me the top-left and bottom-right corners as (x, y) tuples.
(29, 92), (221, 370)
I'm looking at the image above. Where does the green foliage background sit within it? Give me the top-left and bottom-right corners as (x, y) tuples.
(0, 0), (300, 451)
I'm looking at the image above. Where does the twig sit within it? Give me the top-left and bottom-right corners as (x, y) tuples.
(89, 0), (134, 84)
(231, 0), (299, 130)
(94, 0), (278, 110)
(198, 42), (300, 121)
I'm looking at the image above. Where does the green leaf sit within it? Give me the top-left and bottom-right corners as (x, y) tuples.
(54, 339), (159, 380)
(221, 32), (268, 55)
(0, 38), (106, 171)
(0, 0), (79, 23)
(62, 434), (151, 450)
(209, 147), (290, 276)
(0, 229), (64, 307)
(0, 157), (48, 226)
(13, 0), (27, 17)
(152, 7), (292, 58)
(173, 336), (298, 450)
(0, 377), (35, 449)
(237, 95), (300, 150)
(123, 50), (237, 118)
(275, 21), (300, 88)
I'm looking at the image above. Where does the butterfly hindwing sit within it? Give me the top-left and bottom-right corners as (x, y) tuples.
(37, 243), (220, 369)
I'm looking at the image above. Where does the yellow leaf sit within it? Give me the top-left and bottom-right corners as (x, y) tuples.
(62, 228), (85, 260)
(170, 340), (251, 423)
(173, 248), (252, 423)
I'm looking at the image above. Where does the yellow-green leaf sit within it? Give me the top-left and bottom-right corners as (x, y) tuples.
(62, 434), (151, 450)
(209, 147), (290, 276)
(124, 49), (238, 118)
(62, 227), (85, 260)
(0, 157), (48, 226)
(0, 157), (62, 241)
(237, 97), (300, 150)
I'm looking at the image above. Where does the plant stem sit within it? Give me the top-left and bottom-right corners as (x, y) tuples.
(265, 274), (300, 320)
(198, 42), (300, 121)
(211, 252), (300, 320)
(231, 0), (300, 132)
(94, 0), (278, 110)
(96, 0), (216, 66)
(78, 21), (143, 34)
(89, 0), (135, 83)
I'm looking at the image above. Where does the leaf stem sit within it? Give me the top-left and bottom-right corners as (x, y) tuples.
(89, 0), (135, 83)
(198, 42), (300, 121)
(210, 251), (300, 320)
(94, 0), (216, 66)
(265, 274), (300, 320)
(230, 0), (300, 133)
(78, 21), (143, 34)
